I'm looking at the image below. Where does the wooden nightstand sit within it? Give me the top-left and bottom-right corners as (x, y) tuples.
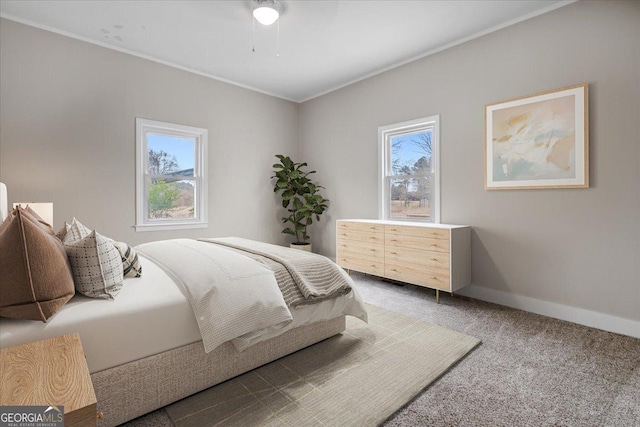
(0, 333), (100, 427)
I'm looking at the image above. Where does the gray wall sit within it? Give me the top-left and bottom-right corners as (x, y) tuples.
(299, 1), (640, 321)
(0, 18), (299, 246)
(1, 1), (638, 324)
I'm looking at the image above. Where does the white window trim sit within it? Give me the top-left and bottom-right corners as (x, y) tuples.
(135, 118), (208, 232)
(378, 115), (441, 223)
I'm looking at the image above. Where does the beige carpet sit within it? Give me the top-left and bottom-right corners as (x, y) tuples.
(165, 304), (480, 427)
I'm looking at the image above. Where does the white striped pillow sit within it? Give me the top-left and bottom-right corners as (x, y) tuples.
(112, 241), (142, 278)
(65, 218), (91, 242)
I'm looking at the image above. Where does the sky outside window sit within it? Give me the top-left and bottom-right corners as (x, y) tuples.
(147, 134), (195, 172)
(390, 130), (432, 173)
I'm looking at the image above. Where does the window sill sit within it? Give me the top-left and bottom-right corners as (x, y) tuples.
(134, 222), (208, 232)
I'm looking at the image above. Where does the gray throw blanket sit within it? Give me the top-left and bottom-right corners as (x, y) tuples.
(199, 237), (352, 307)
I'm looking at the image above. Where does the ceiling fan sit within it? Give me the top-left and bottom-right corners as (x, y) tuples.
(252, 0), (283, 26)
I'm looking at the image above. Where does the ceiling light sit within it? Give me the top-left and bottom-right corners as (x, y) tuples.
(253, 0), (280, 26)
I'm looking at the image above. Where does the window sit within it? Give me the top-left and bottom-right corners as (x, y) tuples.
(135, 118), (208, 231)
(378, 115), (440, 223)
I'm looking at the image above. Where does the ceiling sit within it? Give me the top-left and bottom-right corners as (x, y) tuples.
(0, 1), (574, 102)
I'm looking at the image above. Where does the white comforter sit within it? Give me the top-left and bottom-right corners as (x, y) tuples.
(136, 239), (293, 353)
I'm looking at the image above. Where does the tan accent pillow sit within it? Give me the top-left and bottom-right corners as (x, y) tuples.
(0, 207), (75, 321)
(24, 205), (54, 233)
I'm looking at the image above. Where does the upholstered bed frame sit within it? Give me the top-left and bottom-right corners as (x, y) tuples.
(0, 188), (347, 426)
(93, 316), (346, 426)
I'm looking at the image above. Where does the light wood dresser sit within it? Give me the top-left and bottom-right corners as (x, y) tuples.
(336, 219), (471, 303)
(0, 333), (101, 427)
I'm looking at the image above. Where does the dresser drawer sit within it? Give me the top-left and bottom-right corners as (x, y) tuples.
(384, 257), (449, 277)
(385, 246), (449, 271)
(385, 233), (450, 253)
(337, 228), (384, 244)
(384, 263), (451, 291)
(385, 225), (449, 240)
(337, 221), (384, 234)
(337, 240), (384, 259)
(336, 251), (384, 277)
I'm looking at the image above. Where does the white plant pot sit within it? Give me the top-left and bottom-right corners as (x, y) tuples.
(290, 242), (312, 252)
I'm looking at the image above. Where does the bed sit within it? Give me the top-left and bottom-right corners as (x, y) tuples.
(0, 192), (368, 426)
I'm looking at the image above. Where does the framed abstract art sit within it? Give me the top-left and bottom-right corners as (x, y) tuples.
(485, 84), (588, 190)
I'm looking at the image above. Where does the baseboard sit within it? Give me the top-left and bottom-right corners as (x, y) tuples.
(457, 285), (640, 339)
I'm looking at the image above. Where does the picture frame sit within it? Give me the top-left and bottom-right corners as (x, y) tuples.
(485, 83), (588, 190)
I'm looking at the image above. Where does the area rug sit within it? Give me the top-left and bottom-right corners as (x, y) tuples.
(165, 304), (481, 427)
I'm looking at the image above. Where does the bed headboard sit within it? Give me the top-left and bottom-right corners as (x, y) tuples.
(0, 182), (7, 222)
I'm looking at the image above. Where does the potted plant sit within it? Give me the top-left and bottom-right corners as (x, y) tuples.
(272, 155), (329, 252)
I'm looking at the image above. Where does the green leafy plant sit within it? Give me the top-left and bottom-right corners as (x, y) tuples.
(272, 155), (329, 244)
(148, 179), (180, 218)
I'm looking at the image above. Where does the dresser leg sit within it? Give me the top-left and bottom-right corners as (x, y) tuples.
(436, 289), (440, 304)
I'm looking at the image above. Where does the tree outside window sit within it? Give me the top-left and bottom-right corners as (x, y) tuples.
(379, 116), (440, 223)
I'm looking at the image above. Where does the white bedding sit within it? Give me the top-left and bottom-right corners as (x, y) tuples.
(136, 239), (294, 353)
(0, 254), (367, 373)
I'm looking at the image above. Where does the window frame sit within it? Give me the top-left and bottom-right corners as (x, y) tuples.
(378, 115), (441, 223)
(135, 118), (208, 232)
